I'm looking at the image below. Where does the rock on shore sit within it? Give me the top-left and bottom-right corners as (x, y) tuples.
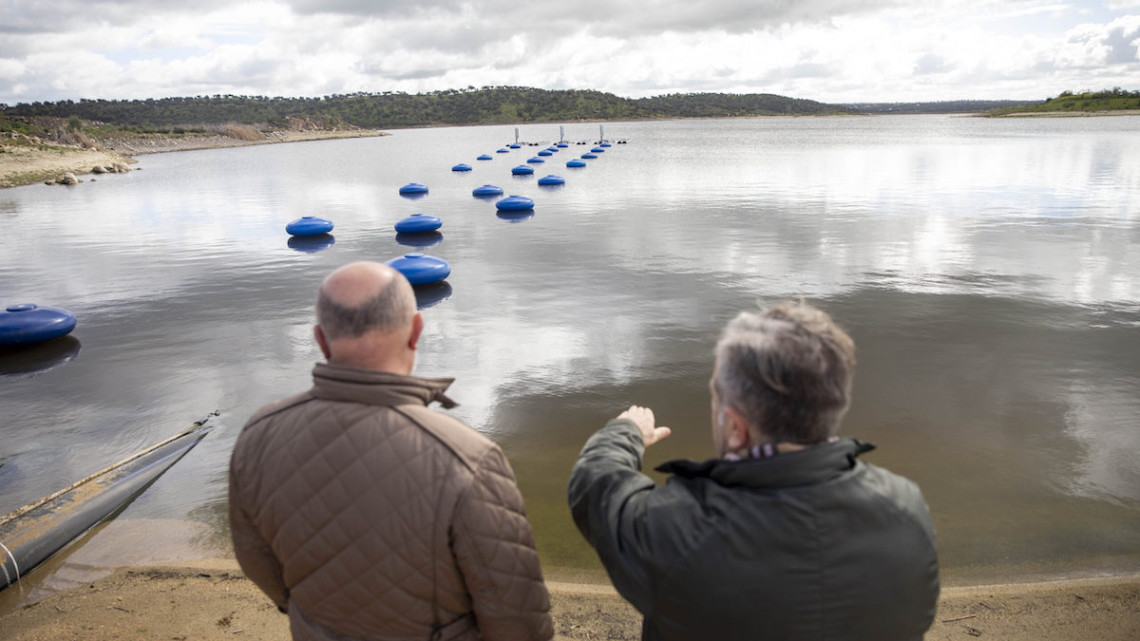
(0, 137), (135, 189)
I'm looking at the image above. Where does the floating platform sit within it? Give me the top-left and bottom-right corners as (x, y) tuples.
(286, 216), (334, 236)
(473, 184), (505, 197)
(394, 214), (442, 234)
(0, 304), (78, 348)
(386, 253), (451, 286)
(496, 195), (535, 211)
(452, 163), (472, 172)
(398, 182), (429, 195)
(537, 175), (565, 186)
(511, 165), (535, 175)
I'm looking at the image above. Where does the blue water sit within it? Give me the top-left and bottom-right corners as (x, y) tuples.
(1, 116), (1138, 597)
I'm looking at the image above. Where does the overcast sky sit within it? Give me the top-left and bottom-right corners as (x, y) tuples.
(2, 0), (1139, 105)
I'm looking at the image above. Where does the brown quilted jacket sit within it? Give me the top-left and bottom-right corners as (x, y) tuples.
(229, 363), (553, 641)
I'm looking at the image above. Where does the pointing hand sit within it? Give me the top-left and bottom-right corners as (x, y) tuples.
(617, 405), (672, 447)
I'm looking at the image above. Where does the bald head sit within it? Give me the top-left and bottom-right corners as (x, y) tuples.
(314, 262), (422, 372)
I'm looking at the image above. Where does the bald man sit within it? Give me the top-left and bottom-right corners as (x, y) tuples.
(229, 262), (553, 641)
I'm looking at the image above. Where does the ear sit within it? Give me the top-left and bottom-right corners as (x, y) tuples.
(723, 405), (752, 451)
(407, 313), (424, 350)
(314, 325), (331, 360)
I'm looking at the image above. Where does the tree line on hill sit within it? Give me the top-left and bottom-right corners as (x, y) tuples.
(0, 87), (854, 132)
(3, 87), (1131, 135)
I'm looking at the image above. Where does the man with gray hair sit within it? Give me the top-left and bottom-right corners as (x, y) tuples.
(568, 301), (939, 640)
(230, 261), (553, 641)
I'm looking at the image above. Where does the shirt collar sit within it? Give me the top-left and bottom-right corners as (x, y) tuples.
(311, 362), (458, 409)
(655, 438), (875, 488)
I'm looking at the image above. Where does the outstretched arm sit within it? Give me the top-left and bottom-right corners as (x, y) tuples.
(567, 406), (671, 614)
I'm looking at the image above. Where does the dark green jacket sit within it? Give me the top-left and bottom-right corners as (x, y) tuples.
(568, 418), (939, 641)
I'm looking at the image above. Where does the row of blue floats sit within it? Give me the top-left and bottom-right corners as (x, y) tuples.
(382, 138), (619, 287)
(280, 135), (621, 296)
(9, 138), (618, 348)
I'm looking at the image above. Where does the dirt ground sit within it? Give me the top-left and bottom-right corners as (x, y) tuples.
(0, 143), (132, 188)
(0, 561), (1136, 640)
(0, 129), (384, 189)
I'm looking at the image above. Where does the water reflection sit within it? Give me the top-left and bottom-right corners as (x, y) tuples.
(287, 233), (336, 253)
(497, 210), (534, 223)
(414, 282), (453, 309)
(396, 231), (444, 248)
(0, 116), (1138, 590)
(0, 336), (81, 377)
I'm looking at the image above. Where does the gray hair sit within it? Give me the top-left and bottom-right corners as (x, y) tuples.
(315, 277), (415, 340)
(713, 301), (856, 444)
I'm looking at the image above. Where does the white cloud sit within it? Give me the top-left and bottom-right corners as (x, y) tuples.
(1, 0), (1139, 104)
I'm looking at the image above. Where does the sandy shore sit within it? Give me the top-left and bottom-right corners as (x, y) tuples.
(0, 143), (133, 189)
(0, 129), (385, 189)
(0, 560), (1136, 640)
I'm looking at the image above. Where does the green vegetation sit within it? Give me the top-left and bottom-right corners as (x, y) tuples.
(989, 88), (1140, 115)
(0, 87), (853, 131)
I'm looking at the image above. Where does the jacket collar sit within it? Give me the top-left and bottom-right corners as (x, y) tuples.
(310, 362), (458, 409)
(655, 438), (875, 488)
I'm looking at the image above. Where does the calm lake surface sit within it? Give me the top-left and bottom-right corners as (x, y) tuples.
(1, 115), (1138, 601)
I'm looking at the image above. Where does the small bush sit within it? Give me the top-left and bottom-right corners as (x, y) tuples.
(222, 124), (263, 141)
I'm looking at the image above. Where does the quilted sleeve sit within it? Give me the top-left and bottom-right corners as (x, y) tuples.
(451, 446), (553, 641)
(228, 447), (288, 610)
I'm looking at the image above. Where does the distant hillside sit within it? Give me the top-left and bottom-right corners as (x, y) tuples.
(988, 88), (1140, 115)
(841, 100), (1037, 114)
(0, 87), (852, 131)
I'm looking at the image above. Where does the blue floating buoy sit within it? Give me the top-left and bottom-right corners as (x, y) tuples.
(1, 304), (78, 348)
(386, 253), (451, 286)
(526, 157), (545, 164)
(496, 195), (534, 211)
(288, 234), (335, 253)
(511, 165), (535, 175)
(286, 216), (334, 236)
(546, 147), (559, 152)
(590, 147), (605, 153)
(566, 159), (587, 168)
(537, 150), (553, 157)
(537, 175), (565, 186)
(394, 213), (442, 234)
(496, 148), (510, 153)
(509, 144), (521, 149)
(396, 231), (443, 248)
(473, 184), (505, 197)
(452, 163), (472, 172)
(581, 153), (598, 159)
(600, 142), (612, 147)
(556, 143), (569, 148)
(477, 154), (493, 160)
(399, 182), (429, 195)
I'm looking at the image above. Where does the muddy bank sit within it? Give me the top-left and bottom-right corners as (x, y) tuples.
(0, 129), (386, 189)
(0, 142), (134, 189)
(0, 562), (1136, 641)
